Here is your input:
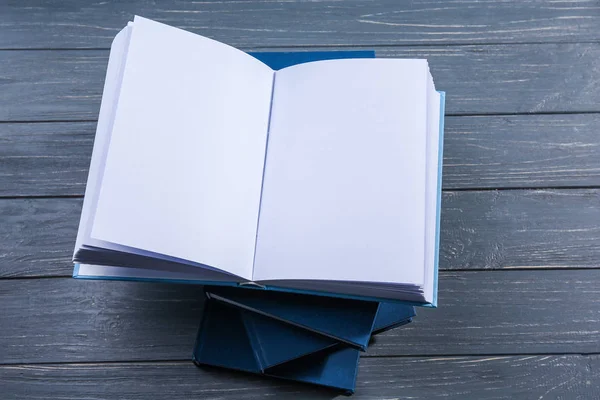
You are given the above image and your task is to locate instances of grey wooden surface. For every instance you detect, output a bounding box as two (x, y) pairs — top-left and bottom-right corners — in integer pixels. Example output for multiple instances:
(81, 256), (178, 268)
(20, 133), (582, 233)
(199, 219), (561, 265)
(3, 356), (600, 400)
(3, 44), (600, 121)
(1, 1), (599, 399)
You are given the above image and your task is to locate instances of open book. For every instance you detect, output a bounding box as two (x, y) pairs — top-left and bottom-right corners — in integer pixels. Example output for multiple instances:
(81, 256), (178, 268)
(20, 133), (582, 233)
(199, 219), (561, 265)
(73, 16), (445, 306)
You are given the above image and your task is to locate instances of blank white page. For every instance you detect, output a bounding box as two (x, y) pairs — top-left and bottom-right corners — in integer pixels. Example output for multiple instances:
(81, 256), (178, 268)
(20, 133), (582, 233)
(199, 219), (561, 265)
(75, 23), (131, 253)
(253, 59), (429, 284)
(91, 16), (274, 280)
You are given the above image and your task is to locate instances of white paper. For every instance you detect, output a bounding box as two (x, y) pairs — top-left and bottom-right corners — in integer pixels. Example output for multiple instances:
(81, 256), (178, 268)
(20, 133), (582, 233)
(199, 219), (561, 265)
(90, 16), (274, 280)
(75, 24), (132, 253)
(423, 78), (441, 303)
(76, 264), (236, 282)
(253, 59), (429, 284)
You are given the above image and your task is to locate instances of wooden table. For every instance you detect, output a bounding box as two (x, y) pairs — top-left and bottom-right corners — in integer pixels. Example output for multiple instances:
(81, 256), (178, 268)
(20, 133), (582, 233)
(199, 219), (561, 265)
(2, 2), (600, 398)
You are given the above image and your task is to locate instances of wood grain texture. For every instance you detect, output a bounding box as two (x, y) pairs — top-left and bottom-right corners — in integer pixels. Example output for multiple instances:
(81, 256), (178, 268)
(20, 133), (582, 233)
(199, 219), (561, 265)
(0, 199), (81, 278)
(1, 270), (600, 364)
(440, 189), (600, 270)
(371, 269), (600, 356)
(0, 51), (105, 122)
(3, 115), (600, 197)
(0, 279), (205, 364)
(442, 114), (600, 189)
(2, 43), (600, 122)
(1, 0), (599, 49)
(1, 355), (599, 400)
(0, 123), (94, 197)
(3, 189), (600, 278)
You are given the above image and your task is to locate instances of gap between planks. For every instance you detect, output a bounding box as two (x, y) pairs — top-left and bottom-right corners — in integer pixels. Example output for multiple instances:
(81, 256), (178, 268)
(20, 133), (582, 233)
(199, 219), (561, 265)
(2, 39), (600, 52)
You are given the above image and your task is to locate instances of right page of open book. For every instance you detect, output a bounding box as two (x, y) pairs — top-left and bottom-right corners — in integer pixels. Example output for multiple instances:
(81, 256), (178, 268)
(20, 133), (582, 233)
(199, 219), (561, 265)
(253, 59), (429, 284)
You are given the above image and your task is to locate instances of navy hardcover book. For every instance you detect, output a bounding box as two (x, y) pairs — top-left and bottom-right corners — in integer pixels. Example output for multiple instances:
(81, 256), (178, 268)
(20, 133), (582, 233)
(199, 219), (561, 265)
(194, 286), (415, 394)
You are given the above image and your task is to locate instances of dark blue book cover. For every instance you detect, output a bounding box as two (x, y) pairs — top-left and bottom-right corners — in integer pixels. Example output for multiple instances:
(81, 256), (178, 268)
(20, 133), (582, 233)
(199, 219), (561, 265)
(193, 297), (362, 394)
(207, 285), (378, 350)
(204, 285), (415, 366)
(194, 288), (415, 394)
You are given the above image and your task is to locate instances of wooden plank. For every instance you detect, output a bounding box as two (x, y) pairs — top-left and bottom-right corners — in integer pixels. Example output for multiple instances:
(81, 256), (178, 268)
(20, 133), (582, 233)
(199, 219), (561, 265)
(443, 114), (600, 189)
(0, 279), (202, 364)
(1, 44), (600, 122)
(1, 0), (599, 49)
(1, 270), (599, 364)
(370, 269), (600, 356)
(3, 189), (600, 278)
(0, 51), (105, 122)
(3, 114), (600, 197)
(0, 198), (81, 278)
(440, 189), (600, 270)
(1, 355), (599, 399)
(0, 122), (94, 197)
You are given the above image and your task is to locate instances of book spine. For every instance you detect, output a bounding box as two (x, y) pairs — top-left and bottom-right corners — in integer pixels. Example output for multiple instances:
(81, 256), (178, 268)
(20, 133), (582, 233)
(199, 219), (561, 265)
(250, 71), (277, 282)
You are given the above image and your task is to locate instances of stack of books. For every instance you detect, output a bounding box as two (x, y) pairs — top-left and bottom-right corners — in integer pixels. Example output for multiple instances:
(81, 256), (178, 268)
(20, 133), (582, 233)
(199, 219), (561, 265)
(195, 286), (415, 394)
(72, 17), (445, 394)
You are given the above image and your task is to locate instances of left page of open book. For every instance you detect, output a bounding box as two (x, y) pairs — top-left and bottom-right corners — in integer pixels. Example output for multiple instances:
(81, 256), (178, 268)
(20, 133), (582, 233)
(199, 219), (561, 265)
(87, 16), (274, 280)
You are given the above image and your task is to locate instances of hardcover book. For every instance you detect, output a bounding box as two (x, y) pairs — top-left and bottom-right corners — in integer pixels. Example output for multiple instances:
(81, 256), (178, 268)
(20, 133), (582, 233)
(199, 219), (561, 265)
(72, 16), (445, 306)
(194, 286), (416, 394)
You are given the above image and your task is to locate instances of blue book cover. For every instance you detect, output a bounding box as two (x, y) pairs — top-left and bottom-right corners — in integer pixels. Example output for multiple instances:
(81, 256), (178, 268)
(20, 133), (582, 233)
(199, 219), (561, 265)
(206, 285), (379, 350)
(207, 286), (415, 367)
(194, 287), (415, 394)
(193, 297), (361, 394)
(241, 309), (339, 368)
